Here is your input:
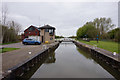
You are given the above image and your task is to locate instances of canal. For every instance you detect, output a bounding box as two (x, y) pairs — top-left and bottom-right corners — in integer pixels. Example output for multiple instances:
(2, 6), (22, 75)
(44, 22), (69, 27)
(28, 42), (120, 79)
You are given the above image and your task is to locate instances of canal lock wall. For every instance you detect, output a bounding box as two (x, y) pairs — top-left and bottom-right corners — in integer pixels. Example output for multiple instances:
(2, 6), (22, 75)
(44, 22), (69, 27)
(73, 40), (120, 72)
(2, 42), (60, 80)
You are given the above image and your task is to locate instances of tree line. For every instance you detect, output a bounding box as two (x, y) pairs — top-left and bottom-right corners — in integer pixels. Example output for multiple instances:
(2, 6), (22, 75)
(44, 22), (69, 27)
(0, 5), (21, 44)
(76, 17), (120, 42)
(55, 35), (64, 39)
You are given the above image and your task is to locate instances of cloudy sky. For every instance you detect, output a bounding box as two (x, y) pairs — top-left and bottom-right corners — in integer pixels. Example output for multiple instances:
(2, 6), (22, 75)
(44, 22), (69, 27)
(1, 0), (119, 37)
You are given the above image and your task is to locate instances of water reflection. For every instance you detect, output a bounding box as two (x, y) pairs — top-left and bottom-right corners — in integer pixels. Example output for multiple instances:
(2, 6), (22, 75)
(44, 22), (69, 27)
(21, 51), (56, 79)
(31, 42), (115, 78)
(76, 47), (120, 80)
(76, 47), (92, 59)
(61, 42), (73, 47)
(21, 42), (120, 79)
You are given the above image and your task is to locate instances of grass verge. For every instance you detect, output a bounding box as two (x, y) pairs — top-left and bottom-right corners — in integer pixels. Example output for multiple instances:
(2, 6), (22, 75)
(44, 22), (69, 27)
(0, 48), (19, 53)
(78, 40), (119, 53)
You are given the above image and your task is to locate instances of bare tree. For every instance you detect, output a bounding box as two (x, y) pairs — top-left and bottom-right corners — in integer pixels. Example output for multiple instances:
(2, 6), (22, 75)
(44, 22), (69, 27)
(1, 4), (22, 43)
(8, 21), (22, 35)
(93, 18), (115, 39)
(0, 25), (2, 44)
(1, 4), (8, 43)
(2, 4), (8, 25)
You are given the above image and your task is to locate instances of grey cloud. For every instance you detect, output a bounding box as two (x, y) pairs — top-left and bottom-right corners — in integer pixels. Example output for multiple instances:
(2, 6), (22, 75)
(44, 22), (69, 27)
(2, 2), (118, 37)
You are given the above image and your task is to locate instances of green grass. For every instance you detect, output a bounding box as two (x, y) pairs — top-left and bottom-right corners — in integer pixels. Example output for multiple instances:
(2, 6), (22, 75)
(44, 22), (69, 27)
(78, 40), (119, 53)
(0, 48), (19, 53)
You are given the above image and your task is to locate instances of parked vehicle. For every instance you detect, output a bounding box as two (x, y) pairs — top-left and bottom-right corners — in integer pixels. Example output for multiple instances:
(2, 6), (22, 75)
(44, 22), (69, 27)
(22, 38), (41, 45)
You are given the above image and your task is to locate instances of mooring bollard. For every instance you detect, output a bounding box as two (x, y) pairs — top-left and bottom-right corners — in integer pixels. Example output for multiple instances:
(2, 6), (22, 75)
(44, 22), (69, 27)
(43, 45), (47, 50)
(113, 52), (116, 56)
(28, 52), (32, 54)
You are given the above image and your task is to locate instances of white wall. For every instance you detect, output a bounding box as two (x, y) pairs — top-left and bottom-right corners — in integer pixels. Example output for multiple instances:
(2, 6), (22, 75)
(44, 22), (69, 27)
(29, 36), (40, 41)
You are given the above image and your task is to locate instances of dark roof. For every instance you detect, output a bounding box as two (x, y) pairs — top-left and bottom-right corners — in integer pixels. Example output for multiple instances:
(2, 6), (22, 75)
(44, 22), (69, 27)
(24, 25), (39, 32)
(30, 25), (38, 29)
(38, 25), (55, 30)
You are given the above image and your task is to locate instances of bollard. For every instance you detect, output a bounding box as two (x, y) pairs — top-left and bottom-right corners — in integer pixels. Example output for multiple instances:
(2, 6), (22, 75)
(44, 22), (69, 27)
(43, 45), (47, 50)
(113, 52), (117, 56)
(28, 52), (32, 54)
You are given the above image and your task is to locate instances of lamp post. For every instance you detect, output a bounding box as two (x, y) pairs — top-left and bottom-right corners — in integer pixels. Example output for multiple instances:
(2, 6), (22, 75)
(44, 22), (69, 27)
(97, 35), (98, 43)
(85, 35), (87, 40)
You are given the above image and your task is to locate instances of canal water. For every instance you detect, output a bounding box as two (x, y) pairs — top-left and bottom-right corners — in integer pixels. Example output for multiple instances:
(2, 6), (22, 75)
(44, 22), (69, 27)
(29, 42), (120, 79)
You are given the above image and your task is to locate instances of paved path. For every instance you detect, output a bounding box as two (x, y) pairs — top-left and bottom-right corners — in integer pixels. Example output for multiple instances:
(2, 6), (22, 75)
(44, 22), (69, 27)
(0, 54), (2, 80)
(1, 42), (58, 79)
(1, 42), (38, 48)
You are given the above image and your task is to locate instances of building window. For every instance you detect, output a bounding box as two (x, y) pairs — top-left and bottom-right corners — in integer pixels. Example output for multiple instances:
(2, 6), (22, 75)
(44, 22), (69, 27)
(50, 37), (53, 40)
(45, 29), (48, 32)
(36, 31), (37, 34)
(49, 29), (54, 35)
(25, 32), (27, 34)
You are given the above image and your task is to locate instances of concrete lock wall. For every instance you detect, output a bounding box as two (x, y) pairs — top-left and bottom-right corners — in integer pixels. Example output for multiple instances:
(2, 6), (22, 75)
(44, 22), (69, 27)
(2, 42), (60, 80)
(73, 40), (120, 72)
